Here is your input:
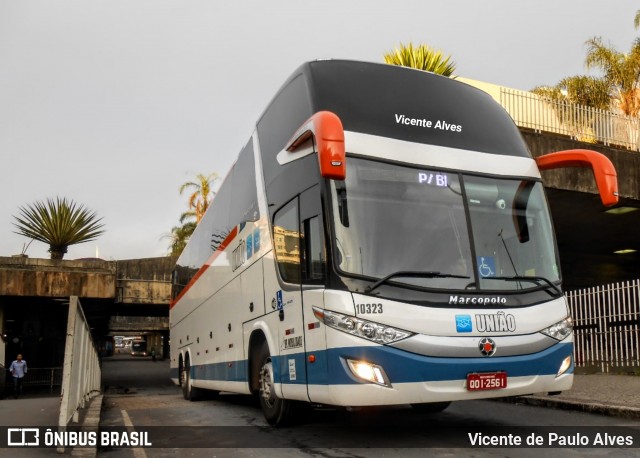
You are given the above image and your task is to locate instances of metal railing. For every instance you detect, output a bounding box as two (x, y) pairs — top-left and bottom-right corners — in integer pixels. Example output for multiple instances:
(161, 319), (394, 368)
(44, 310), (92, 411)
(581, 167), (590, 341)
(500, 87), (640, 151)
(2, 366), (63, 395)
(58, 296), (101, 427)
(566, 279), (640, 372)
(22, 367), (63, 392)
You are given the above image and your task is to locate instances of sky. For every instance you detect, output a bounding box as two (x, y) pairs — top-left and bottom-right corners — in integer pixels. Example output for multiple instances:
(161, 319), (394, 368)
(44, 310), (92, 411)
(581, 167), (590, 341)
(0, 1), (638, 261)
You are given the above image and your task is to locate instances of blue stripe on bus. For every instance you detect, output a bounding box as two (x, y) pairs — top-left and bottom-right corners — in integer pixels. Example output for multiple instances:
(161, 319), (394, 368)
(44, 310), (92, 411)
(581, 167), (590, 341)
(179, 341), (572, 386)
(170, 367), (179, 379)
(191, 359), (249, 383)
(297, 341), (573, 385)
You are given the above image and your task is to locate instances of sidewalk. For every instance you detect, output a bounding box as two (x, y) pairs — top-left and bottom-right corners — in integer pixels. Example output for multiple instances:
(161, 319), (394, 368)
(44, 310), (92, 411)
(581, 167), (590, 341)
(0, 393), (60, 426)
(504, 373), (640, 419)
(0, 391), (101, 456)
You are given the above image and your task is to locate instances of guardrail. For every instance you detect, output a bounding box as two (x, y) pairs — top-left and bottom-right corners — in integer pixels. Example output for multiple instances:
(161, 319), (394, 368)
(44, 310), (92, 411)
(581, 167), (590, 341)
(58, 296), (101, 427)
(567, 279), (640, 372)
(499, 87), (640, 151)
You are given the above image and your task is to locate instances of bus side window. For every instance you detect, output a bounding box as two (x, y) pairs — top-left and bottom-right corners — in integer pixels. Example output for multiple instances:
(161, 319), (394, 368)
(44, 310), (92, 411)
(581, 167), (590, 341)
(302, 215), (326, 284)
(273, 199), (301, 284)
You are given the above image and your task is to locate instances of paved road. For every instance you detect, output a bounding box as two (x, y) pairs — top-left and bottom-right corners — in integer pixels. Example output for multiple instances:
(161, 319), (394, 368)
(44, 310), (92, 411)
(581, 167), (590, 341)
(97, 357), (640, 457)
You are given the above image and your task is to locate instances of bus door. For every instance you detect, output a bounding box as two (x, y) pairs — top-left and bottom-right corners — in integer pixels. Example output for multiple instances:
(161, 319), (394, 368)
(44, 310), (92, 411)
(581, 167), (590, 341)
(298, 185), (328, 401)
(269, 195), (307, 400)
(269, 185), (324, 401)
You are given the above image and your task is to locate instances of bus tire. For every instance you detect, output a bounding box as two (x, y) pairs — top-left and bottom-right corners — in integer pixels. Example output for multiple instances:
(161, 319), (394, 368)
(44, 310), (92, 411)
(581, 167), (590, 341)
(257, 341), (296, 426)
(182, 357), (202, 402)
(410, 401), (451, 413)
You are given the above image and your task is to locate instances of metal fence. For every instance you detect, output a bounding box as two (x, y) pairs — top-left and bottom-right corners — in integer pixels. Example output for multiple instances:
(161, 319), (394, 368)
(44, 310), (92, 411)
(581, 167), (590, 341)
(22, 367), (63, 392)
(566, 279), (640, 372)
(500, 87), (640, 151)
(58, 296), (101, 427)
(2, 366), (63, 395)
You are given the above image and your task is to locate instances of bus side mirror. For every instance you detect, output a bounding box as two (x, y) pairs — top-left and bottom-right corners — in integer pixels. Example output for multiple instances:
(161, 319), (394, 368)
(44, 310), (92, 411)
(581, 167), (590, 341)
(286, 111), (346, 181)
(535, 149), (619, 207)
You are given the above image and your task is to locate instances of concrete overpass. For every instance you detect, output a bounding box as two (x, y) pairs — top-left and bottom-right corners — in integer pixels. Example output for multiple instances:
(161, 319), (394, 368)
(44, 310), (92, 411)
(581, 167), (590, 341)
(0, 257), (173, 368)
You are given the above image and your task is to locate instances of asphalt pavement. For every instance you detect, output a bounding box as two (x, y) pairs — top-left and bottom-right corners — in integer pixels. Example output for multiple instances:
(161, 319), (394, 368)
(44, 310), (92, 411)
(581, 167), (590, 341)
(2, 370), (639, 456)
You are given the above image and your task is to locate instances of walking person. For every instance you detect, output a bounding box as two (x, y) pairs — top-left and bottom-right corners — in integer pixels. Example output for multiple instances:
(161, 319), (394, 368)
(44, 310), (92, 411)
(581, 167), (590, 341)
(9, 354), (27, 399)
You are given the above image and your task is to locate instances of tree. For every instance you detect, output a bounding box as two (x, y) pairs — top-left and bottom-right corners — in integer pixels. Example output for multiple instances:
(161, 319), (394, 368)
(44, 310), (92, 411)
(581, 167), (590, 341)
(166, 222), (196, 257)
(383, 42), (456, 77)
(179, 173), (218, 223)
(532, 76), (612, 143)
(584, 36), (640, 117)
(167, 172), (218, 256)
(532, 75), (611, 110)
(13, 197), (105, 260)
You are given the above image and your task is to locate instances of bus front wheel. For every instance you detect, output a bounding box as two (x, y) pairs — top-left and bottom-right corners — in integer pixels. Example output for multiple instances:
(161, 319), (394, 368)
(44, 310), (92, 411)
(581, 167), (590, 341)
(257, 342), (296, 426)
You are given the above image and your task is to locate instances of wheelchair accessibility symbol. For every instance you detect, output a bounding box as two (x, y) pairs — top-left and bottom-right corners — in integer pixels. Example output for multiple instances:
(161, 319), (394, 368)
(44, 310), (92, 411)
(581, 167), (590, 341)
(477, 256), (496, 278)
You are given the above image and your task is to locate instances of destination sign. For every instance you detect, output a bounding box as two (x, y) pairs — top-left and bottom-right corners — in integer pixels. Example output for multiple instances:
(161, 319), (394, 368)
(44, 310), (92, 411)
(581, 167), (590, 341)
(418, 171), (449, 187)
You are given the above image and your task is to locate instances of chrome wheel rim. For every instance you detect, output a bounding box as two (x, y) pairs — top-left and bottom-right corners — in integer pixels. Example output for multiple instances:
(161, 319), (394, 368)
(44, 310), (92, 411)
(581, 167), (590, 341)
(259, 359), (276, 408)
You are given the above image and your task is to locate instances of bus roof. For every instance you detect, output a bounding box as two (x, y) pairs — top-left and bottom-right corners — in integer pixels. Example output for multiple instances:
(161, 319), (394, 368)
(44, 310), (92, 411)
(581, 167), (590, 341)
(257, 60), (530, 174)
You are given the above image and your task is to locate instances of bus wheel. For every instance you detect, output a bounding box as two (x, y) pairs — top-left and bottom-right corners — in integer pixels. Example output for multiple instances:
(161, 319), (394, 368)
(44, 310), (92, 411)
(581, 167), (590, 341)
(410, 401), (451, 413)
(257, 342), (296, 426)
(182, 358), (201, 401)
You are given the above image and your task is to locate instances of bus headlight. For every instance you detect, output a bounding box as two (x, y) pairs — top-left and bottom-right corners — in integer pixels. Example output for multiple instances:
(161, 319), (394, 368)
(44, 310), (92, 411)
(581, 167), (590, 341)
(540, 317), (573, 341)
(346, 359), (391, 386)
(312, 307), (413, 344)
(557, 356), (572, 377)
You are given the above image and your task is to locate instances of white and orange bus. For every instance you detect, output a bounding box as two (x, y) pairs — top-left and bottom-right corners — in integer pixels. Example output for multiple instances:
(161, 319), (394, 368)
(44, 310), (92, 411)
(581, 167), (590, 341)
(170, 60), (618, 426)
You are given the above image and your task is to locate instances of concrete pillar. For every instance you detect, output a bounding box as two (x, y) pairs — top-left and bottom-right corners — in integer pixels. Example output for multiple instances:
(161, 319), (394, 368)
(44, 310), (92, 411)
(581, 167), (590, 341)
(147, 333), (163, 359)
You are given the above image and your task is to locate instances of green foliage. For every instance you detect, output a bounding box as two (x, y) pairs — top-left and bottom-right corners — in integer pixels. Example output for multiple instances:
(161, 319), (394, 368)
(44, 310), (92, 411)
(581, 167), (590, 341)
(532, 75), (611, 110)
(167, 222), (196, 257)
(383, 42), (456, 77)
(534, 11), (640, 122)
(584, 36), (640, 116)
(179, 173), (218, 223)
(168, 172), (218, 256)
(531, 76), (609, 143)
(13, 197), (105, 259)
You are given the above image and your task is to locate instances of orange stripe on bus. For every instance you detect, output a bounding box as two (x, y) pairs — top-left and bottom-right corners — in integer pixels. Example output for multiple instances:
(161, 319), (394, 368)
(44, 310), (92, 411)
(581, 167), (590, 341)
(170, 226), (239, 309)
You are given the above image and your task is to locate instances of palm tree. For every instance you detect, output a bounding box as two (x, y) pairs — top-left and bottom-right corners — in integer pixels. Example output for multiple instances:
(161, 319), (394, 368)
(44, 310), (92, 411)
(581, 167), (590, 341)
(383, 42), (456, 77)
(179, 173), (218, 223)
(532, 75), (611, 110)
(167, 172), (218, 256)
(13, 197), (105, 260)
(584, 36), (640, 117)
(531, 76), (611, 144)
(166, 221), (196, 257)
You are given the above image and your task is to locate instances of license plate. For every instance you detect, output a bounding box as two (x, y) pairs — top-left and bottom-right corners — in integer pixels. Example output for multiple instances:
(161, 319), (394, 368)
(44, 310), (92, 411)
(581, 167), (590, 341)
(466, 372), (507, 391)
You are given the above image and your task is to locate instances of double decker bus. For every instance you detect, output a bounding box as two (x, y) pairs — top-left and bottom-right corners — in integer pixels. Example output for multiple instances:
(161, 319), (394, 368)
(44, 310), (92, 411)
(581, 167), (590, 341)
(170, 60), (618, 426)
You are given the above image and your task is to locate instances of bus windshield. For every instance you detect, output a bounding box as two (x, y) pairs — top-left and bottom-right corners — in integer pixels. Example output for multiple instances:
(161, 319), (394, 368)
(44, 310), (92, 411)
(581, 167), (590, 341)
(329, 157), (560, 293)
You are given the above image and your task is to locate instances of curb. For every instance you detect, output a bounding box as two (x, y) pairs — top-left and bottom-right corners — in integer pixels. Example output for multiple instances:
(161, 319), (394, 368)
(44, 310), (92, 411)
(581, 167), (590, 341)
(70, 394), (104, 457)
(499, 395), (640, 420)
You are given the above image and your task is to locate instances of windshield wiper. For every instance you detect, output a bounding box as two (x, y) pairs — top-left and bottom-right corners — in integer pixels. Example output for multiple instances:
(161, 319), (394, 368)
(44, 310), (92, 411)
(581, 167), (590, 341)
(482, 275), (562, 297)
(365, 270), (469, 294)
